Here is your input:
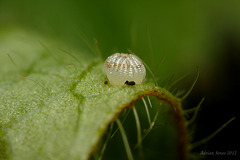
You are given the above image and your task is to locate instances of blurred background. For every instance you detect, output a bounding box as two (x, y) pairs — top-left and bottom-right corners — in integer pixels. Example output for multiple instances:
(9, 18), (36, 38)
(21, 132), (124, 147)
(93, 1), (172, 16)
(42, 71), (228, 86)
(1, 0), (239, 159)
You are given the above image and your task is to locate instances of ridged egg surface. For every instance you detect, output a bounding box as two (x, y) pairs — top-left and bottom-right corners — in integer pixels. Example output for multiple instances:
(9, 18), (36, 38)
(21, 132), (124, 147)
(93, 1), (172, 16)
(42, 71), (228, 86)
(103, 53), (146, 85)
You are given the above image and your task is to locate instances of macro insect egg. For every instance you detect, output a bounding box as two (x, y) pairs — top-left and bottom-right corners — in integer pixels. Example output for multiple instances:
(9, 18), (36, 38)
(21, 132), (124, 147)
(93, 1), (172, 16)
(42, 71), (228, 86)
(103, 53), (146, 85)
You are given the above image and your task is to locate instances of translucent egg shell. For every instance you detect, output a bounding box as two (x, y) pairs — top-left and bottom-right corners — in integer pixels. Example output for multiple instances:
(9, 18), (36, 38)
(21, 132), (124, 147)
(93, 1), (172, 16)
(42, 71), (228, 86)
(103, 53), (146, 85)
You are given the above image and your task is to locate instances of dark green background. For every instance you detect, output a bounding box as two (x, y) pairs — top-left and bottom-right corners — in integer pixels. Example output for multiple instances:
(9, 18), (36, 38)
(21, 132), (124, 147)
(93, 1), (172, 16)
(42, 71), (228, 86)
(1, 0), (239, 159)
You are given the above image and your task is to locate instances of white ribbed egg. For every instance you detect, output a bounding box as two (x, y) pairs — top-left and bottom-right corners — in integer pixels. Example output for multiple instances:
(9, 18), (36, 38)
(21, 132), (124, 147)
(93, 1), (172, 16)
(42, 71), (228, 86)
(103, 53), (146, 85)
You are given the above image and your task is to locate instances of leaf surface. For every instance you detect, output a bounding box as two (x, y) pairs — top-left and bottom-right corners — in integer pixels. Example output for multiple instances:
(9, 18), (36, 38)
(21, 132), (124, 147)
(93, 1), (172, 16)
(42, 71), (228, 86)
(0, 30), (188, 160)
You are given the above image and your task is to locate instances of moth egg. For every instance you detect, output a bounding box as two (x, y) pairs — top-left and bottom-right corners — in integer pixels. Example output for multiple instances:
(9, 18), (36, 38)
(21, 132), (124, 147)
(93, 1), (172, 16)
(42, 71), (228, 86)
(103, 53), (146, 86)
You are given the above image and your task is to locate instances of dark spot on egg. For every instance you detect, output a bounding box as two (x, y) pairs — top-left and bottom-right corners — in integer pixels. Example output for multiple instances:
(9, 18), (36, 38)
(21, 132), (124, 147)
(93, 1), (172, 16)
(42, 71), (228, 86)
(125, 80), (135, 86)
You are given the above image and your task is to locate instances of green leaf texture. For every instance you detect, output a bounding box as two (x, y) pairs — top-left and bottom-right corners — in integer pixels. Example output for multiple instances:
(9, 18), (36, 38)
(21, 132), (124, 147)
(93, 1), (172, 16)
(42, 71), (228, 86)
(0, 30), (188, 160)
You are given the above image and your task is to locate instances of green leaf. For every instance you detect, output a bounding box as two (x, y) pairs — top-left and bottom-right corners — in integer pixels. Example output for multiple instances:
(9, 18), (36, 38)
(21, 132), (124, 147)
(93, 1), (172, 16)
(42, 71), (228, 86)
(0, 29), (188, 160)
